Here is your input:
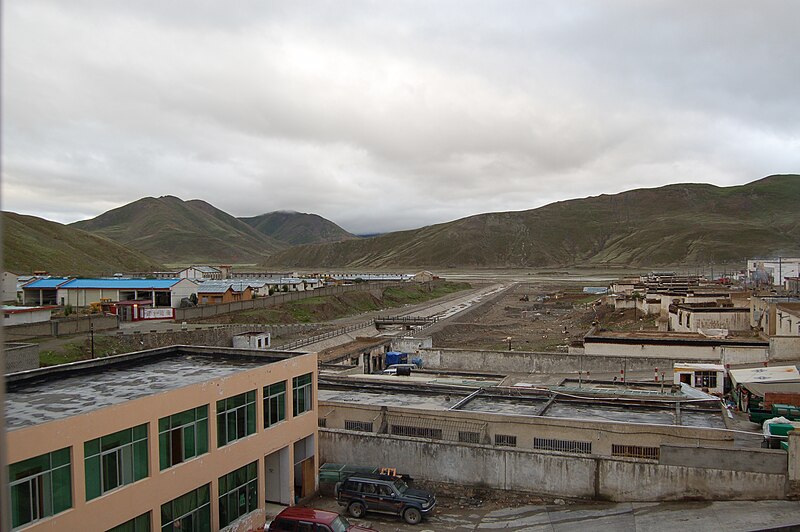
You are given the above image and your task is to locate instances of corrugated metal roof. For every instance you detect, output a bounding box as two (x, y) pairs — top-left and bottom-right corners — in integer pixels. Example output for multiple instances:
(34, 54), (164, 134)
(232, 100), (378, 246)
(23, 278), (70, 289)
(197, 282), (252, 293)
(189, 266), (221, 273)
(60, 279), (182, 289)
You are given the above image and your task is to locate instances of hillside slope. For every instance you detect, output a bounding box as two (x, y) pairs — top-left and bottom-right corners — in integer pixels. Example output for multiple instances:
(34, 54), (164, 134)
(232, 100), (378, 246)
(263, 175), (800, 268)
(3, 212), (163, 275)
(239, 211), (356, 245)
(71, 196), (286, 263)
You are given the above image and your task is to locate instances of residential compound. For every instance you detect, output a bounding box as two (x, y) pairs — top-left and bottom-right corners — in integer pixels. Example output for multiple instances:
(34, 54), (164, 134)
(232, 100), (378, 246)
(5, 346), (318, 531)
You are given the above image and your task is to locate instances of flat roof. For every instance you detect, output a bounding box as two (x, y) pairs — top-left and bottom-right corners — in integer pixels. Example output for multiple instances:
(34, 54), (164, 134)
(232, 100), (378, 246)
(5, 346), (298, 430)
(3, 305), (57, 314)
(585, 330), (768, 347)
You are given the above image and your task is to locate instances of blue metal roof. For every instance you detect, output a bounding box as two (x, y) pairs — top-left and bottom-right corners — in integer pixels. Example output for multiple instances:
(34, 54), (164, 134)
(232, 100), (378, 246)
(23, 278), (70, 289)
(60, 279), (183, 290)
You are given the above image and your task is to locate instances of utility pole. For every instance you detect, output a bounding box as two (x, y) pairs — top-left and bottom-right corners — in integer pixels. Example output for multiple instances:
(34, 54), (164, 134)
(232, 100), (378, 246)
(90, 321), (95, 359)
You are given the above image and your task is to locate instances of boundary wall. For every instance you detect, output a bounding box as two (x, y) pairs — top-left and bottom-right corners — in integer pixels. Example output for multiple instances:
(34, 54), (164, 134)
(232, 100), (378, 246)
(416, 347), (718, 375)
(320, 429), (788, 501)
(4, 315), (118, 340)
(174, 281), (404, 321)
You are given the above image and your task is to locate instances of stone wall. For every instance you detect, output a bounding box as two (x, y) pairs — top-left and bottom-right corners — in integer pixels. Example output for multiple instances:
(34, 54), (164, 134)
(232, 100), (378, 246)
(4, 315), (119, 340)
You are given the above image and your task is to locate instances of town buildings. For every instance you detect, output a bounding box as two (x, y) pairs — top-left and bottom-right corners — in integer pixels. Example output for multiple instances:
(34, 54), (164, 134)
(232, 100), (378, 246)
(5, 345), (318, 531)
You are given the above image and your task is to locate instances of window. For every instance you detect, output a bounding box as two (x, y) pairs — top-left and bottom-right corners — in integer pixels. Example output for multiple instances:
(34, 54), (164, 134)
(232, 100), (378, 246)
(494, 434), (517, 447)
(293, 373), (313, 416)
(107, 512), (150, 532)
(161, 484), (211, 532)
(533, 437), (592, 454)
(85, 424), (148, 500)
(458, 431), (480, 444)
(218, 462), (258, 528)
(318, 418), (327, 428)
(344, 420), (373, 432)
(693, 371), (718, 389)
(264, 382), (286, 428)
(611, 444), (660, 460)
(9, 448), (72, 528)
(159, 406), (209, 470)
(217, 391), (256, 447)
(390, 425), (443, 439)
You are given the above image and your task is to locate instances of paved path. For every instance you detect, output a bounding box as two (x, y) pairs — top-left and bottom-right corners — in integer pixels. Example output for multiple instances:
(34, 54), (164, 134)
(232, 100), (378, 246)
(305, 498), (800, 531)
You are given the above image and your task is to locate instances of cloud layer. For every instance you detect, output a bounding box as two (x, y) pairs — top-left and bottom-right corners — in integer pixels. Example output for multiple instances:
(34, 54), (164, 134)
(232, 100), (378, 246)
(3, 1), (799, 233)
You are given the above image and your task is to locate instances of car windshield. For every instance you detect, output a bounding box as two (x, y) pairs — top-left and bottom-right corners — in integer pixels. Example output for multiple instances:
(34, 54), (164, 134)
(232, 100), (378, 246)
(393, 478), (409, 494)
(331, 516), (350, 532)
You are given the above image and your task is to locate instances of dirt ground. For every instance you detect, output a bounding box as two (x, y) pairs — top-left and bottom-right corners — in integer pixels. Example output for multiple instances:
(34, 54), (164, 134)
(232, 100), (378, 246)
(432, 283), (658, 352)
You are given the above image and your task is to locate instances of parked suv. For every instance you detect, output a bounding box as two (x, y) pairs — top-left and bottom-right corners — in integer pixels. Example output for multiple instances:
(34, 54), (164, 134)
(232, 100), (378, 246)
(335, 473), (436, 525)
(266, 507), (376, 531)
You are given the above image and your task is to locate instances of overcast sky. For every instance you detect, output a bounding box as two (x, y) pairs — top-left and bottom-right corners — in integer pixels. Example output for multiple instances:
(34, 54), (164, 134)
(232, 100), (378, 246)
(3, 1), (799, 234)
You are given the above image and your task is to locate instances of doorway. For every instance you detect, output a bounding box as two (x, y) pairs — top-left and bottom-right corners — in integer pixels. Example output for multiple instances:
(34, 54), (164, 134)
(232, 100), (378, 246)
(293, 435), (316, 500)
(265, 447), (291, 505)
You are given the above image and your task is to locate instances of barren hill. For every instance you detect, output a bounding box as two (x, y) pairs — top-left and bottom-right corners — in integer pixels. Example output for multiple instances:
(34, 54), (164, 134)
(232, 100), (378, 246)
(263, 174), (800, 268)
(240, 211), (356, 246)
(3, 212), (163, 275)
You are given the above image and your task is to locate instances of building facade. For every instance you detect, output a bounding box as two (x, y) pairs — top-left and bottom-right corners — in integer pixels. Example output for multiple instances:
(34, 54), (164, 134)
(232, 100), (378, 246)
(6, 346), (318, 531)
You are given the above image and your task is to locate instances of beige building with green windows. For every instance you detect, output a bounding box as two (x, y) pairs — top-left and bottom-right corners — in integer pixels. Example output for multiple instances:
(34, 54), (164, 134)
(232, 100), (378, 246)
(5, 345), (318, 531)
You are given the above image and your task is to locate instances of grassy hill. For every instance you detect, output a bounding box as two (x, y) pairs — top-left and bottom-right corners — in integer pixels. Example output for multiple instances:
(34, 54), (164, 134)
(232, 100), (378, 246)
(3, 212), (163, 275)
(263, 174), (800, 268)
(240, 211), (356, 246)
(71, 196), (287, 264)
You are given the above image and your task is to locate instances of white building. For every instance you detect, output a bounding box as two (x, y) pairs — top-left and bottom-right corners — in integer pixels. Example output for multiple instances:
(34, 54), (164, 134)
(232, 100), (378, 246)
(3, 305), (56, 326)
(747, 258), (800, 287)
(673, 363), (726, 395)
(3, 271), (19, 303)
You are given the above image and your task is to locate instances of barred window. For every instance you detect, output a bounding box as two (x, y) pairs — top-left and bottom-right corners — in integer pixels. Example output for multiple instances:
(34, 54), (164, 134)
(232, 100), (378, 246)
(345, 420), (374, 432)
(494, 434), (517, 447)
(318, 418), (327, 428)
(612, 444), (659, 460)
(458, 431), (480, 444)
(533, 437), (592, 454)
(390, 425), (443, 439)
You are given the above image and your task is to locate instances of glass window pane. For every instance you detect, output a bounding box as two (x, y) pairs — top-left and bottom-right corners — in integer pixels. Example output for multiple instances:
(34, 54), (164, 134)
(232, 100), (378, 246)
(52, 464), (72, 513)
(159, 417), (170, 432)
(84, 439), (100, 458)
(133, 440), (149, 481)
(197, 417), (208, 455)
(159, 432), (170, 470)
(85, 454), (101, 500)
(184, 425), (196, 459)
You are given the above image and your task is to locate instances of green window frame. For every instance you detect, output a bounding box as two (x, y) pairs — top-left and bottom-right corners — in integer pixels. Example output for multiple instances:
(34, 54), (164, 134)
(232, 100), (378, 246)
(161, 484), (211, 532)
(159, 405), (209, 470)
(107, 511), (150, 532)
(9, 448), (72, 529)
(218, 461), (258, 528)
(293, 373), (313, 416)
(85, 424), (148, 501)
(216, 391), (256, 447)
(264, 382), (286, 428)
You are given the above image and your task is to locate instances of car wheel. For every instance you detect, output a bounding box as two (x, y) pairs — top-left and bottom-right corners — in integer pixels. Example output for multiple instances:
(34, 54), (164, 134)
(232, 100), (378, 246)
(348, 501), (366, 518)
(403, 506), (422, 525)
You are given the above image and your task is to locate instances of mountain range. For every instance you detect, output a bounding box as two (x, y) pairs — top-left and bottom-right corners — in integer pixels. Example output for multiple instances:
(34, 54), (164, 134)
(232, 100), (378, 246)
(263, 174), (800, 268)
(4, 174), (799, 274)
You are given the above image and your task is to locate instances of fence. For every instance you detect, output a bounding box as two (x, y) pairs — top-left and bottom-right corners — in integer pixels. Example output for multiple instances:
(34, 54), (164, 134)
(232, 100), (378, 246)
(174, 281), (405, 321)
(275, 320), (375, 351)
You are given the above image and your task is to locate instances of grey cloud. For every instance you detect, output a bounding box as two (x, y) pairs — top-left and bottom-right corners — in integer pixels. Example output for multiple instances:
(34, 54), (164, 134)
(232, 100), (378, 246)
(3, 0), (799, 235)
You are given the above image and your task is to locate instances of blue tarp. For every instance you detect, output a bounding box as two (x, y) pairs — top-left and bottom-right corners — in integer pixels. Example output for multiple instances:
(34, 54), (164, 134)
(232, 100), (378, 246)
(385, 351), (408, 365)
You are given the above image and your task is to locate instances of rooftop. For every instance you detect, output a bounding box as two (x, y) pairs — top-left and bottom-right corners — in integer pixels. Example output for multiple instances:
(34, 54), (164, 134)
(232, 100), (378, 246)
(5, 345), (298, 430)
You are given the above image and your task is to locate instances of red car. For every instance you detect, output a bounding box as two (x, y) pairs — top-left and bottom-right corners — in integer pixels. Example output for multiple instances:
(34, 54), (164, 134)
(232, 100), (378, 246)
(266, 507), (377, 532)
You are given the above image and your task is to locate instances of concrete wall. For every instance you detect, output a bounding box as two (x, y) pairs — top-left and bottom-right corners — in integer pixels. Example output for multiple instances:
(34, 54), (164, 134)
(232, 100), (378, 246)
(770, 336), (800, 361)
(582, 340), (769, 365)
(4, 343), (39, 373)
(320, 430), (787, 501)
(417, 347), (718, 375)
(317, 402), (733, 457)
(175, 281), (404, 321)
(4, 315), (119, 340)
(670, 308), (750, 333)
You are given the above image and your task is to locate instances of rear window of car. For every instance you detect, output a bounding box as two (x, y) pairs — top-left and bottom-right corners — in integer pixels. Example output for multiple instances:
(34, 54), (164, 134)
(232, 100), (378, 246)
(271, 518), (295, 531)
